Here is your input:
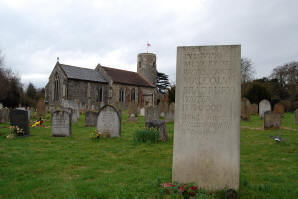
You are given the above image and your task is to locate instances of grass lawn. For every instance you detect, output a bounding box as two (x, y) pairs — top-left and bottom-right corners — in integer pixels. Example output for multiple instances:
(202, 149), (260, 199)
(0, 112), (297, 198)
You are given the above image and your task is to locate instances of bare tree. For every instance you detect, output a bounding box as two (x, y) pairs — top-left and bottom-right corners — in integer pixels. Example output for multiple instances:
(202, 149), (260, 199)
(241, 57), (255, 83)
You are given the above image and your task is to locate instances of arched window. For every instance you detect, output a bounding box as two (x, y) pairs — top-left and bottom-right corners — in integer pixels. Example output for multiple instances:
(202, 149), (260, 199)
(131, 88), (135, 101)
(98, 87), (103, 102)
(119, 88), (125, 102)
(54, 73), (59, 100)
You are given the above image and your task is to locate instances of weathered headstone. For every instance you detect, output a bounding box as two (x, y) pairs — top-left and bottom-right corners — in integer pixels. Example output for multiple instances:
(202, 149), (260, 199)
(139, 107), (145, 116)
(0, 108), (10, 123)
(51, 109), (72, 137)
(96, 105), (121, 137)
(259, 99), (271, 118)
(61, 100), (80, 123)
(241, 98), (251, 120)
(295, 109), (298, 125)
(145, 120), (168, 141)
(172, 45), (241, 190)
(0, 103), (3, 109)
(158, 101), (168, 117)
(165, 103), (175, 122)
(9, 109), (30, 136)
(145, 107), (159, 122)
(85, 111), (98, 127)
(128, 102), (138, 117)
(273, 103), (285, 116)
(250, 104), (258, 115)
(37, 98), (45, 117)
(264, 111), (281, 130)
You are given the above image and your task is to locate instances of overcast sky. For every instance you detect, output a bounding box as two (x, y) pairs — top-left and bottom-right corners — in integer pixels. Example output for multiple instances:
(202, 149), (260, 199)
(0, 0), (297, 88)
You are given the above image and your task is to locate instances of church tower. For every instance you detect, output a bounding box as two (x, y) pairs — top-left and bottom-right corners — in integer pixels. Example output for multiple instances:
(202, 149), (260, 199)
(137, 53), (157, 87)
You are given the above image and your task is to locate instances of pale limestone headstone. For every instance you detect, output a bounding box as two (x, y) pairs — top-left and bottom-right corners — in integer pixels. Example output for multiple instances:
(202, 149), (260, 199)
(145, 106), (159, 122)
(295, 109), (298, 125)
(139, 107), (145, 116)
(96, 105), (121, 137)
(0, 103), (3, 109)
(264, 111), (281, 130)
(172, 45), (241, 190)
(51, 110), (72, 137)
(85, 111), (98, 127)
(0, 108), (10, 123)
(259, 99), (271, 118)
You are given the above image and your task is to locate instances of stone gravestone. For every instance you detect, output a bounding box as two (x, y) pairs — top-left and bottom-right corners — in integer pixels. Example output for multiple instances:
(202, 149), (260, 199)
(165, 103), (175, 122)
(9, 109), (30, 136)
(51, 109), (72, 136)
(0, 103), (3, 109)
(158, 101), (168, 117)
(145, 106), (159, 122)
(250, 104), (258, 115)
(85, 111), (98, 127)
(145, 120), (168, 141)
(259, 99), (271, 118)
(61, 100), (80, 123)
(139, 107), (145, 116)
(241, 98), (251, 120)
(172, 45), (241, 190)
(37, 98), (45, 117)
(128, 102), (138, 117)
(264, 111), (281, 130)
(96, 105), (121, 137)
(273, 103), (285, 116)
(0, 108), (10, 123)
(295, 109), (298, 125)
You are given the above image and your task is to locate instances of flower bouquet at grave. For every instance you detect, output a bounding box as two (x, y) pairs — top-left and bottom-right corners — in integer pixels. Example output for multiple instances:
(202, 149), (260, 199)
(161, 182), (201, 198)
(89, 130), (101, 139)
(7, 126), (24, 138)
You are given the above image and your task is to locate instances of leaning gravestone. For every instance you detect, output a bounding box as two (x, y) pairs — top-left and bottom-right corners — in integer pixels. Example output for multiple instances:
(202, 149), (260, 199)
(51, 109), (72, 136)
(172, 45), (241, 190)
(259, 99), (271, 118)
(273, 103), (285, 116)
(264, 111), (281, 130)
(241, 98), (251, 120)
(145, 107), (159, 122)
(0, 108), (10, 123)
(295, 109), (298, 125)
(85, 111), (98, 127)
(96, 105), (121, 137)
(10, 109), (30, 136)
(250, 104), (258, 115)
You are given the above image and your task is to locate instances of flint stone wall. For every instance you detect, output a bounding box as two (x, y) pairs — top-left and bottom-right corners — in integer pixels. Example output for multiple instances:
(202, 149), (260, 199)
(172, 45), (241, 190)
(51, 110), (72, 136)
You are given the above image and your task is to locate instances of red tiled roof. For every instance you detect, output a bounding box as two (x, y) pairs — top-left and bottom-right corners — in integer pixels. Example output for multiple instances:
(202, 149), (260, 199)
(101, 66), (154, 88)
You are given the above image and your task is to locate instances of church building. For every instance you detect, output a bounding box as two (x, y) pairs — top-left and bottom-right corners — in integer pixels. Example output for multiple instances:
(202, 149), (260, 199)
(45, 53), (158, 110)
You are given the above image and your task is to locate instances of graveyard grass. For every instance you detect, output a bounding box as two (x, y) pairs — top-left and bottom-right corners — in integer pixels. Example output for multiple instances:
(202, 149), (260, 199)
(0, 113), (297, 199)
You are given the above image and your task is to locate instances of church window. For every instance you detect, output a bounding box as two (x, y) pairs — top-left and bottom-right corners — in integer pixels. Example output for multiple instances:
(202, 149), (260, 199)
(98, 87), (103, 102)
(119, 88), (125, 102)
(131, 88), (135, 101)
(54, 72), (59, 101)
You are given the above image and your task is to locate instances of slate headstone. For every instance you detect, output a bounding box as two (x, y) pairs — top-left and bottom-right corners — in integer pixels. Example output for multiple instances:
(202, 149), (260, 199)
(145, 107), (159, 122)
(172, 45), (241, 190)
(259, 99), (271, 118)
(51, 109), (72, 137)
(0, 108), (10, 123)
(96, 105), (121, 137)
(264, 111), (281, 130)
(85, 111), (98, 127)
(273, 103), (285, 116)
(9, 109), (30, 136)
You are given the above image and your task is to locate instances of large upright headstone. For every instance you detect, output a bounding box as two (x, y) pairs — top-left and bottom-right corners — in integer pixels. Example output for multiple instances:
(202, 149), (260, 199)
(0, 108), (10, 123)
(264, 111), (281, 130)
(96, 105), (121, 137)
(9, 109), (30, 136)
(259, 99), (271, 118)
(145, 107), (159, 122)
(172, 45), (241, 190)
(51, 110), (72, 137)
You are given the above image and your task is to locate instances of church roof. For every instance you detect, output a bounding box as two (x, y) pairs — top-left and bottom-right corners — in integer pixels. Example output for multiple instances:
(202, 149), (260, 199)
(59, 63), (107, 83)
(101, 66), (155, 88)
